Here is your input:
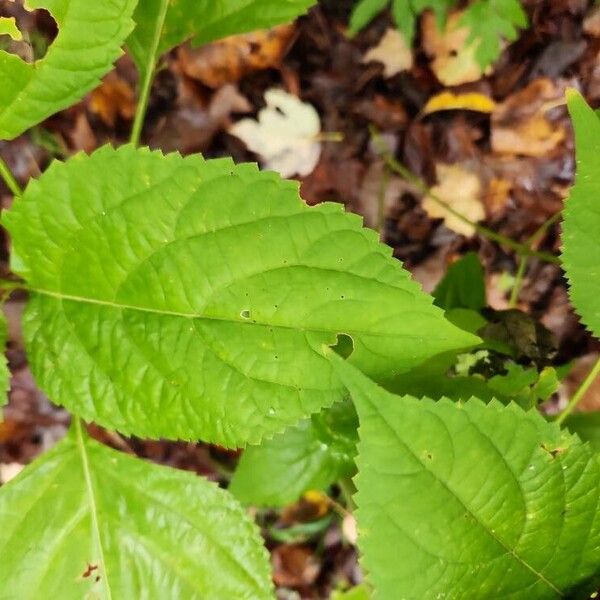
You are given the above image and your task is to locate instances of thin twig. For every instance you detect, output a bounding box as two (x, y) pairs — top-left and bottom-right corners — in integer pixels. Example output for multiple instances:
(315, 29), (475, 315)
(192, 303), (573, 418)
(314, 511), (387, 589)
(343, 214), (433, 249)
(556, 356), (600, 426)
(509, 212), (562, 307)
(369, 127), (560, 265)
(377, 164), (390, 237)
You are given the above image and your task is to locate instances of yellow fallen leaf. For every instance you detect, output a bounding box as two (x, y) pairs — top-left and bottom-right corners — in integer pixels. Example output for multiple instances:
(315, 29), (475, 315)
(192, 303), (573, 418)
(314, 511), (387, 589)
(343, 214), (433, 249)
(362, 28), (413, 78)
(422, 163), (485, 237)
(302, 490), (331, 518)
(423, 91), (496, 115)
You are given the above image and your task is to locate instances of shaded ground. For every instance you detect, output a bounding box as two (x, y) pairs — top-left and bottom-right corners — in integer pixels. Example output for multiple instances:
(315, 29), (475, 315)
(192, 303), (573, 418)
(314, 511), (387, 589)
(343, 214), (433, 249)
(1, 1), (600, 597)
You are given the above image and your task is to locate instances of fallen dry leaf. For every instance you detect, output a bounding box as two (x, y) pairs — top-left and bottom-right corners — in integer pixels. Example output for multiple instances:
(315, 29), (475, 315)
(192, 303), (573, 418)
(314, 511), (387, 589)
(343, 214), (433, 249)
(177, 24), (295, 88)
(422, 163), (485, 236)
(150, 84), (251, 153)
(491, 78), (567, 157)
(69, 112), (97, 153)
(422, 91), (496, 115)
(88, 72), (135, 127)
(342, 514), (358, 545)
(584, 6), (600, 37)
(281, 491), (331, 525)
(272, 544), (321, 588)
(362, 28), (413, 78)
(229, 88), (321, 177)
(484, 176), (512, 218)
(422, 11), (491, 86)
(0, 462), (24, 484)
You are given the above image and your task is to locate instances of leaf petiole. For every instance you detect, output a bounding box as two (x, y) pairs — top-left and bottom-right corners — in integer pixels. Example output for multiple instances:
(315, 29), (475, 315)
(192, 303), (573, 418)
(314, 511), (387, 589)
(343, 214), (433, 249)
(0, 156), (23, 197)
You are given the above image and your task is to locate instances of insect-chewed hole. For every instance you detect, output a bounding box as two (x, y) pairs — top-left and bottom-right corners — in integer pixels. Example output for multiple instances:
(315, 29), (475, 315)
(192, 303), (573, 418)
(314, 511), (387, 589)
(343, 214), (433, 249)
(240, 309), (251, 319)
(331, 333), (354, 359)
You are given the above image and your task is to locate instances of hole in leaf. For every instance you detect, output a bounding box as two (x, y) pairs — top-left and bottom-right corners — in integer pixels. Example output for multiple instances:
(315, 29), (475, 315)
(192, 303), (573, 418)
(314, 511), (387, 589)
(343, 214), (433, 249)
(331, 333), (354, 359)
(0, 2), (57, 62)
(240, 309), (251, 319)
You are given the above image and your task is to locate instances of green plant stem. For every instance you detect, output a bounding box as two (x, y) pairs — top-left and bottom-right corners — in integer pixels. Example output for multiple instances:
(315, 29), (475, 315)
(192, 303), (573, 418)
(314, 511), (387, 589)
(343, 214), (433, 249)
(370, 128), (560, 265)
(556, 356), (600, 426)
(509, 212), (562, 308)
(377, 164), (390, 237)
(130, 64), (157, 146)
(0, 277), (25, 291)
(0, 156), (23, 197)
(508, 256), (528, 308)
(338, 476), (356, 511)
(129, 0), (169, 146)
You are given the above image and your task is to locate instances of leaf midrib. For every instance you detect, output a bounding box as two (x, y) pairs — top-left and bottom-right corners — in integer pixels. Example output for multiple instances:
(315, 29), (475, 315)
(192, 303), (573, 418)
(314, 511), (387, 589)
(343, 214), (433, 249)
(29, 285), (439, 341)
(74, 419), (113, 600)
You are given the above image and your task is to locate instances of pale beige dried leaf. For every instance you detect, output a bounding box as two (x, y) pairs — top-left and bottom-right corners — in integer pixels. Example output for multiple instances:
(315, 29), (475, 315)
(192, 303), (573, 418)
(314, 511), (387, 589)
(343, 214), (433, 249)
(422, 11), (491, 86)
(491, 78), (567, 157)
(229, 88), (321, 177)
(362, 28), (413, 77)
(422, 163), (485, 236)
(584, 6), (600, 37)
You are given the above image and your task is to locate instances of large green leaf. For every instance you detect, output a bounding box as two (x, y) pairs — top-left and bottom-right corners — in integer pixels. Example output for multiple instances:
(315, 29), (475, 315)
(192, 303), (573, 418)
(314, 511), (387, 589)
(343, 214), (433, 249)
(128, 0), (315, 79)
(563, 91), (600, 341)
(328, 351), (600, 599)
(0, 0), (137, 141)
(230, 400), (358, 506)
(0, 421), (272, 598)
(3, 145), (476, 446)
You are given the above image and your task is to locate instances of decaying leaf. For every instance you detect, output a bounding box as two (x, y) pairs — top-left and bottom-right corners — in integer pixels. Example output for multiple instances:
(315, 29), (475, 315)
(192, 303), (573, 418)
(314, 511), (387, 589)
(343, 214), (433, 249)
(272, 544), (321, 588)
(88, 72), (136, 127)
(491, 78), (567, 157)
(362, 28), (413, 78)
(422, 91), (496, 115)
(359, 160), (413, 230)
(177, 24), (295, 89)
(422, 11), (491, 86)
(583, 6), (600, 38)
(0, 462), (23, 484)
(229, 88), (321, 177)
(422, 163), (485, 236)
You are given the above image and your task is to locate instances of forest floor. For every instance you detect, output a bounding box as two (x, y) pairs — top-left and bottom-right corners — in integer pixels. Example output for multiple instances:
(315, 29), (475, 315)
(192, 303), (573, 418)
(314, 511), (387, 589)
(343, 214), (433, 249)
(1, 0), (600, 597)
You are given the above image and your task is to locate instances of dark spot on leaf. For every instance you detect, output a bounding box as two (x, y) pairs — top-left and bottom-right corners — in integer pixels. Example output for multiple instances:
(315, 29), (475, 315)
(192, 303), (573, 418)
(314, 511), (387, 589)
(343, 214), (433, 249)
(240, 309), (251, 319)
(82, 564), (98, 578)
(541, 443), (564, 459)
